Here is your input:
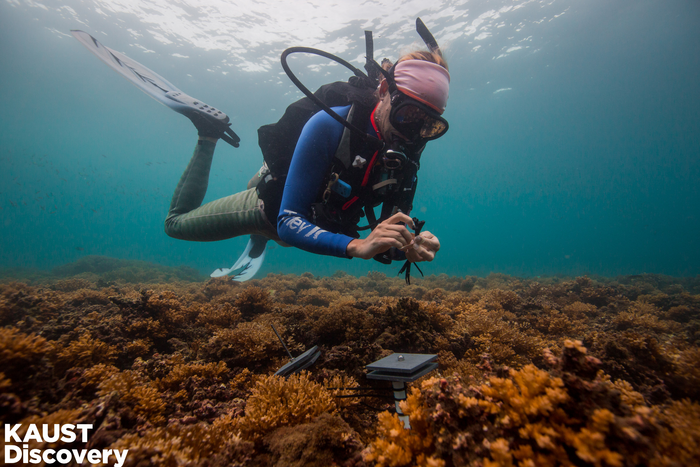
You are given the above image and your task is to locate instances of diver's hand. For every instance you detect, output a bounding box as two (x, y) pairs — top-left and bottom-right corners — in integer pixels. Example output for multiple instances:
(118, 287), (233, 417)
(401, 230), (440, 263)
(346, 212), (415, 260)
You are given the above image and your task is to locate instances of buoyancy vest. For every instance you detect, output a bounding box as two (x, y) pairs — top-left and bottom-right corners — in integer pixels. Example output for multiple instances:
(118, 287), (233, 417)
(256, 80), (419, 238)
(310, 104), (420, 240)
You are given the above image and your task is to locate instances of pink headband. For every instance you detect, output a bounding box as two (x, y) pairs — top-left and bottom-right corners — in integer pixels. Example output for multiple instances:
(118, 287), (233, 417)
(393, 59), (450, 113)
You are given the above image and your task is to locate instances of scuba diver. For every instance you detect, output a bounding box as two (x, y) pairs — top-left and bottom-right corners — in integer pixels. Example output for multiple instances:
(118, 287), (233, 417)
(71, 19), (450, 281)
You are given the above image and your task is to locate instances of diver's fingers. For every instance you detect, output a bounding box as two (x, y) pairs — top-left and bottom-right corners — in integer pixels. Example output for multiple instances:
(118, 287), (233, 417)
(400, 231), (440, 252)
(418, 231), (440, 252)
(376, 225), (410, 244)
(403, 231), (440, 262)
(405, 247), (428, 263)
(383, 212), (415, 229)
(347, 235), (404, 259)
(406, 244), (436, 262)
(347, 222), (412, 259)
(377, 222), (414, 246)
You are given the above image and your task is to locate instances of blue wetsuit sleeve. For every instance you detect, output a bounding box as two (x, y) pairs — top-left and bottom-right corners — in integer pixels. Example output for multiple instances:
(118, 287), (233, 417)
(277, 106), (356, 258)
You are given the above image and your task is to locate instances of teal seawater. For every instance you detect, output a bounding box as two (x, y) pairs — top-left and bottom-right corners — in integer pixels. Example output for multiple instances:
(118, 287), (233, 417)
(1, 0), (698, 278)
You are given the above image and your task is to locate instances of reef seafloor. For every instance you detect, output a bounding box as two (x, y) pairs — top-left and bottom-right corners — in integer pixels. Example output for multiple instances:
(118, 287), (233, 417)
(1, 255), (699, 467)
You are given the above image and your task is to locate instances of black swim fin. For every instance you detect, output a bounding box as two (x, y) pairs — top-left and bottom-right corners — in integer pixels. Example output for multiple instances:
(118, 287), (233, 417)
(71, 30), (240, 147)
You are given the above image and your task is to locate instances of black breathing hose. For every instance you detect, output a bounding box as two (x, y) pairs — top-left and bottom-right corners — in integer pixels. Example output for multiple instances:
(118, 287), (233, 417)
(280, 47), (383, 150)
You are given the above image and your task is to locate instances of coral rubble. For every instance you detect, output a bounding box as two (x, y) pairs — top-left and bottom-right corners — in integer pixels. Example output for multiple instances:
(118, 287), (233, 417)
(1, 259), (699, 465)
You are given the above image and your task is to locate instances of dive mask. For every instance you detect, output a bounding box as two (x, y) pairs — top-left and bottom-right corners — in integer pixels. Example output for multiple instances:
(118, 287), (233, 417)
(389, 92), (449, 142)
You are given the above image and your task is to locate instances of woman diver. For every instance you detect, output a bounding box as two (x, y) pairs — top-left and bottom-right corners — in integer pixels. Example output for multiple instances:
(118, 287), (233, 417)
(72, 19), (450, 281)
(163, 25), (450, 280)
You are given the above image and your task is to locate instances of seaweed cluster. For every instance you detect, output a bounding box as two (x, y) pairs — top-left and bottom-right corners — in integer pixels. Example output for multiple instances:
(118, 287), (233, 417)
(1, 257), (699, 466)
(365, 341), (677, 466)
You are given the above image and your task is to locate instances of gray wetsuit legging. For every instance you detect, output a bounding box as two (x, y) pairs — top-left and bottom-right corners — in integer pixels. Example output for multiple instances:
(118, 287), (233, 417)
(164, 139), (280, 242)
